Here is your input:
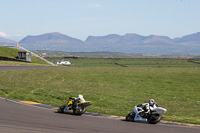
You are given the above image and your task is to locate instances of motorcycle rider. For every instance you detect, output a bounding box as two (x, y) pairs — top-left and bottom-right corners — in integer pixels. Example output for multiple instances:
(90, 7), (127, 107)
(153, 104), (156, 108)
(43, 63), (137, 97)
(67, 94), (85, 110)
(136, 99), (158, 117)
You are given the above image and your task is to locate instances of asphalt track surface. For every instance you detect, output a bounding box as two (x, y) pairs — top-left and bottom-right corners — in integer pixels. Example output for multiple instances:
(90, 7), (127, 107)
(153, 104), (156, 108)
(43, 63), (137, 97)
(0, 65), (200, 133)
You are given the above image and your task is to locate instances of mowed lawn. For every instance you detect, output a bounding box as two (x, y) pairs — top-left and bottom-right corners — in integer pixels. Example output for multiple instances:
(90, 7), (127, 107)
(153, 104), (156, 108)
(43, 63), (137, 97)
(0, 66), (200, 124)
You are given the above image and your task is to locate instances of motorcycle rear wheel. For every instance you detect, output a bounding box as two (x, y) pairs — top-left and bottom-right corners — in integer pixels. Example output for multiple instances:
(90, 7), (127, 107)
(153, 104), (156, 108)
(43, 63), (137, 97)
(126, 113), (135, 121)
(147, 114), (162, 124)
(73, 106), (86, 115)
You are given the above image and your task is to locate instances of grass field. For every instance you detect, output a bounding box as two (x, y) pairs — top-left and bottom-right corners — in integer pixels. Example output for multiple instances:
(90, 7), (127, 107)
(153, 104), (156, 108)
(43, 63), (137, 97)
(34, 50), (200, 59)
(0, 61), (200, 124)
(1, 46), (200, 124)
(47, 57), (200, 68)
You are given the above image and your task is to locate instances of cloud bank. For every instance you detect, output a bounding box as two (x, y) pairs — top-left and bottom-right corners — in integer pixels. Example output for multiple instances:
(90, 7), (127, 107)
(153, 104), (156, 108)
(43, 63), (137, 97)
(0, 32), (7, 37)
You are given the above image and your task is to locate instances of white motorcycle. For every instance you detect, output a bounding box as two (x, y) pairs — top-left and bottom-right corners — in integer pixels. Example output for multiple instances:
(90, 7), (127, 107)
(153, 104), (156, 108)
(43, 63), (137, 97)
(126, 105), (167, 124)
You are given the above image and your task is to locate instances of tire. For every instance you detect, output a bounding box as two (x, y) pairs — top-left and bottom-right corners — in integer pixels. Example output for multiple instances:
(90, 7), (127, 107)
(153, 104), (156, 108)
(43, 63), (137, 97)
(126, 113), (135, 121)
(147, 114), (162, 124)
(73, 106), (86, 115)
(57, 105), (65, 113)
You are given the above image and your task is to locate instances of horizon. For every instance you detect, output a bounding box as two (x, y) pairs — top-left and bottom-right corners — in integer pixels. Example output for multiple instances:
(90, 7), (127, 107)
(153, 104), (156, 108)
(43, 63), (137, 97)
(1, 0), (200, 41)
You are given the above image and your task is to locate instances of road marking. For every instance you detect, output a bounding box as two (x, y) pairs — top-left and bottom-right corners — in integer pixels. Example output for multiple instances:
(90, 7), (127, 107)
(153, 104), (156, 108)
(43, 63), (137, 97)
(19, 101), (41, 104)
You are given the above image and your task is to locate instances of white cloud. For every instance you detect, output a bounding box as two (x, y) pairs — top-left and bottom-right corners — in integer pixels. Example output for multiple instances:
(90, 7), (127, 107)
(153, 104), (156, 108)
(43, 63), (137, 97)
(16, 34), (24, 37)
(88, 3), (103, 8)
(0, 32), (8, 37)
(0, 32), (23, 37)
(0, 32), (25, 41)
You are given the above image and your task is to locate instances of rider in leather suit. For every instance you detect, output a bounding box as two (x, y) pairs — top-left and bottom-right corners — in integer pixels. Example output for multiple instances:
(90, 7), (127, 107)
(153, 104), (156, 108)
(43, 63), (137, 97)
(67, 94), (85, 110)
(136, 99), (158, 117)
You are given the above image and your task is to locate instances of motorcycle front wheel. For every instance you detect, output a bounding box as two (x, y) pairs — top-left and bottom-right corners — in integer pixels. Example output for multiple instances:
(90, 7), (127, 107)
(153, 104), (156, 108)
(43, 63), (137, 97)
(147, 114), (162, 124)
(126, 113), (135, 121)
(57, 105), (65, 113)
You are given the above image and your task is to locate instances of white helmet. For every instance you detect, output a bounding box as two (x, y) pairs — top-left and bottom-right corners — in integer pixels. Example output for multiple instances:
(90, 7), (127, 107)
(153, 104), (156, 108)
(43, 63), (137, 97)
(78, 94), (84, 100)
(149, 99), (155, 106)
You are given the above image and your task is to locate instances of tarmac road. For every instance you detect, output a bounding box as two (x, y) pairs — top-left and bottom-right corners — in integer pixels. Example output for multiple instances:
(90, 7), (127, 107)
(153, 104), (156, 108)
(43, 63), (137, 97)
(0, 98), (200, 133)
(0, 65), (200, 133)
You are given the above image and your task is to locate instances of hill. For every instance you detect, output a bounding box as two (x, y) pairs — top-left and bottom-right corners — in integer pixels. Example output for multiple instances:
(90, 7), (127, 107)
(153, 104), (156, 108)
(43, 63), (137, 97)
(20, 32), (84, 45)
(174, 32), (200, 46)
(0, 46), (21, 59)
(19, 32), (85, 52)
(0, 46), (48, 65)
(12, 32), (200, 55)
(0, 36), (16, 45)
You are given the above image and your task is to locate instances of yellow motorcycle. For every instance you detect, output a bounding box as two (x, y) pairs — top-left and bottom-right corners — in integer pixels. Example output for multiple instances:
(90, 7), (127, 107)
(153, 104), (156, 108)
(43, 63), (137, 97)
(57, 97), (92, 115)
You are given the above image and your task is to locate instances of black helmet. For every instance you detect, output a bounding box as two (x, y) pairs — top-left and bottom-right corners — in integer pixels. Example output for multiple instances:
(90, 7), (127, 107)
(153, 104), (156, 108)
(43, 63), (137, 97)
(149, 99), (155, 106)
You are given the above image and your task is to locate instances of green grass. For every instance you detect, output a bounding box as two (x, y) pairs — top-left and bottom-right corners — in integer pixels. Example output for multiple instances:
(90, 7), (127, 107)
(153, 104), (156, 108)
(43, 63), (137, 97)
(1, 47), (200, 124)
(0, 46), (20, 58)
(0, 46), (49, 65)
(47, 57), (200, 68)
(0, 61), (50, 66)
(34, 50), (199, 59)
(0, 66), (200, 124)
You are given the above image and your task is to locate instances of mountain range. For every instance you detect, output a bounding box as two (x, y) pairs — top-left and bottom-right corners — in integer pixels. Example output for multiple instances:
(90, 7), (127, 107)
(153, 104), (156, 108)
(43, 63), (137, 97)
(1, 32), (200, 54)
(0, 36), (16, 45)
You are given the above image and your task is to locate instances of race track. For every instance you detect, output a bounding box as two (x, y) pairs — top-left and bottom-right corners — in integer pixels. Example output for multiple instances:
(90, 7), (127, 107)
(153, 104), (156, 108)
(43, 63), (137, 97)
(0, 66), (199, 133)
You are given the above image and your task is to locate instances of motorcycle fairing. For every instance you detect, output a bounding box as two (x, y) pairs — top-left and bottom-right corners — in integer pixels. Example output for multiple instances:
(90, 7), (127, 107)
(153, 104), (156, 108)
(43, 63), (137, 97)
(79, 101), (92, 107)
(134, 114), (148, 121)
(63, 107), (74, 114)
(63, 101), (92, 114)
(151, 107), (167, 114)
(133, 106), (148, 122)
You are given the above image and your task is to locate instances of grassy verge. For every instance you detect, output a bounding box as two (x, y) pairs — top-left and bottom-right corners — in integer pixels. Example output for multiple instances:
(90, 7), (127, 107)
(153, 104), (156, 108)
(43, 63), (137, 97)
(0, 46), (50, 66)
(0, 67), (200, 124)
(0, 61), (51, 66)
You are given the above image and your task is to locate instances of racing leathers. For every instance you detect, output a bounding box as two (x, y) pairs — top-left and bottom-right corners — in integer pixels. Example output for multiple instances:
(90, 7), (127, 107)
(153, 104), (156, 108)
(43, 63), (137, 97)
(67, 95), (85, 111)
(136, 103), (158, 117)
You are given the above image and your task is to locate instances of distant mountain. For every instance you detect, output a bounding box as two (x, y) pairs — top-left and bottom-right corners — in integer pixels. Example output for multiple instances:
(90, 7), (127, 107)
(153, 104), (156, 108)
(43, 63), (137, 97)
(143, 35), (173, 44)
(86, 34), (174, 45)
(86, 34), (122, 44)
(119, 34), (146, 44)
(20, 32), (85, 46)
(19, 32), (200, 54)
(174, 32), (200, 46)
(84, 34), (187, 54)
(20, 32), (84, 45)
(0, 36), (16, 45)
(19, 32), (85, 52)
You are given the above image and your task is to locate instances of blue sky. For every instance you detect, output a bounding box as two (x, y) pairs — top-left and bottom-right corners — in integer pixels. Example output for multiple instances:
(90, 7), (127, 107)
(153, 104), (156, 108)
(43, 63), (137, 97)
(0, 0), (200, 41)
